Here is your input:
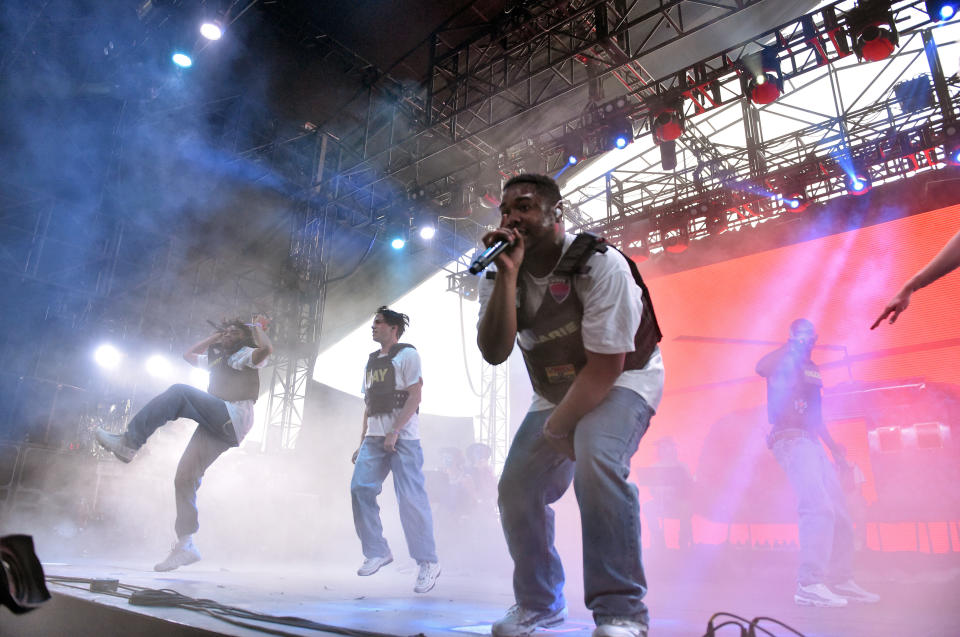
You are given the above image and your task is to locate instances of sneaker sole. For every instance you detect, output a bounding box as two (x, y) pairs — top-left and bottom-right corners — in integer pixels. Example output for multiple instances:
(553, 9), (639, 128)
(154, 554), (201, 572)
(492, 612), (566, 637)
(94, 433), (134, 463)
(794, 594), (846, 608)
(357, 557), (393, 576)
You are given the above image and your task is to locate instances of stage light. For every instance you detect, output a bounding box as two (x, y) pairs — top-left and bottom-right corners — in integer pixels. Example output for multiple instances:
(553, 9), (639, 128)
(782, 193), (809, 212)
(858, 26), (896, 61)
(567, 154), (578, 165)
(652, 111), (683, 143)
(93, 344), (122, 370)
(391, 237), (405, 250)
(926, 0), (959, 21)
(171, 52), (193, 68)
(742, 46), (783, 105)
(605, 117), (633, 150)
(846, 173), (872, 195)
(200, 21), (223, 41)
(419, 225), (436, 240)
(145, 354), (172, 379)
(188, 368), (210, 390)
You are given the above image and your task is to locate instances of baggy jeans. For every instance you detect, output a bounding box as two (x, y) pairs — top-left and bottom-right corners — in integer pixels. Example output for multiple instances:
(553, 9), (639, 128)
(350, 436), (438, 563)
(498, 386), (653, 625)
(771, 435), (855, 586)
(125, 383), (237, 537)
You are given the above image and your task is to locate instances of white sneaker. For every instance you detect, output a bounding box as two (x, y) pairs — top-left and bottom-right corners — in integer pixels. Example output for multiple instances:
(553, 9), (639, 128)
(154, 537), (201, 572)
(357, 554), (393, 576)
(491, 604), (567, 637)
(832, 579), (880, 603)
(413, 561), (440, 593)
(94, 428), (137, 463)
(794, 582), (848, 607)
(593, 618), (648, 637)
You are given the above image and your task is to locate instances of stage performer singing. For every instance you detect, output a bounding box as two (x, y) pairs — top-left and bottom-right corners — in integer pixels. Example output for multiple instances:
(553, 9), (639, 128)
(95, 315), (272, 571)
(477, 173), (664, 637)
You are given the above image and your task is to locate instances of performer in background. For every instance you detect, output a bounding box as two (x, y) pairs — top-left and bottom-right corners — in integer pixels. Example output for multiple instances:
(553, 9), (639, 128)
(477, 173), (664, 637)
(349, 306), (441, 594)
(756, 319), (878, 607)
(95, 315), (272, 571)
(872, 228), (960, 328)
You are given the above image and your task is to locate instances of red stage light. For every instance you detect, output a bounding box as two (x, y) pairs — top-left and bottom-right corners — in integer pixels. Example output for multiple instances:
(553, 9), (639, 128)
(653, 112), (684, 142)
(749, 75), (782, 105)
(858, 26), (896, 61)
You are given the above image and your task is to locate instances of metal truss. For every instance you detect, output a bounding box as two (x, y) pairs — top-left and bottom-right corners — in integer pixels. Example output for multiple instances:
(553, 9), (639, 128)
(562, 20), (960, 254)
(314, 0), (772, 221)
(479, 358), (511, 474)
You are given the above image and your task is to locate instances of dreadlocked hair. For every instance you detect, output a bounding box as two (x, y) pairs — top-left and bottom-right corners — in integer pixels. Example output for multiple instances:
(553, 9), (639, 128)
(376, 306), (410, 337)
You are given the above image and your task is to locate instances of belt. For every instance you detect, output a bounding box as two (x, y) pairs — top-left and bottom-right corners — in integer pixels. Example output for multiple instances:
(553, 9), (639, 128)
(767, 428), (816, 449)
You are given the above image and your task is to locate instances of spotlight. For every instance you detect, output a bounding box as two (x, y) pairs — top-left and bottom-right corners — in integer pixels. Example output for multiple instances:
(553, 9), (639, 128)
(145, 354), (172, 379)
(567, 154), (579, 165)
(188, 368), (210, 390)
(419, 225), (436, 240)
(926, 0), (959, 21)
(94, 344), (122, 370)
(846, 173), (872, 195)
(605, 117), (634, 150)
(858, 26), (896, 61)
(171, 52), (193, 68)
(742, 46), (783, 105)
(391, 237), (406, 250)
(200, 21), (223, 41)
(652, 111), (683, 143)
(782, 193), (809, 212)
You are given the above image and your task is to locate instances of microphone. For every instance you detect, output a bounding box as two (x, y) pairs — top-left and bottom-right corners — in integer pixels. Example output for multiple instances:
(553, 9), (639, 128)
(469, 238), (513, 274)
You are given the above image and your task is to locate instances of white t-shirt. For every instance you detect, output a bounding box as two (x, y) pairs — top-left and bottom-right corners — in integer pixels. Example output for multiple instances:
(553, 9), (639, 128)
(361, 345), (422, 440)
(478, 232), (665, 412)
(196, 346), (267, 442)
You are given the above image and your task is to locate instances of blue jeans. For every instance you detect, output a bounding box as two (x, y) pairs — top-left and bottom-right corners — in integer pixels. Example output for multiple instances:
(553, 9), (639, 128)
(771, 435), (854, 586)
(499, 386), (652, 625)
(124, 383), (237, 537)
(350, 437), (438, 563)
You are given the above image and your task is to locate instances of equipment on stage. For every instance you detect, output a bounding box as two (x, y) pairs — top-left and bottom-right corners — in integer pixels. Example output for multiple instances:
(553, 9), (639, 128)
(0, 534), (50, 614)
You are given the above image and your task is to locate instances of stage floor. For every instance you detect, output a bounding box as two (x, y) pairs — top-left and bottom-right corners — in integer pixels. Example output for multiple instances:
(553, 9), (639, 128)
(9, 547), (957, 637)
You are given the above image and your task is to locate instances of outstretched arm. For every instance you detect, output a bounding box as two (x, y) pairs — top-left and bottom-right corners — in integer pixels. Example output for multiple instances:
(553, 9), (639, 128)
(872, 230), (960, 329)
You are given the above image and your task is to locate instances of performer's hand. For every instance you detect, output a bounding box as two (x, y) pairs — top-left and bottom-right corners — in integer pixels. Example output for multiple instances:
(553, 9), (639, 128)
(351, 447), (360, 464)
(542, 421), (575, 461)
(251, 314), (271, 331)
(384, 430), (399, 453)
(871, 288), (911, 329)
(480, 223), (525, 275)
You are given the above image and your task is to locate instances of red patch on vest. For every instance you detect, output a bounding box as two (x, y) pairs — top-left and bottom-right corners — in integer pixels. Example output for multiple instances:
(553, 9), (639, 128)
(548, 278), (571, 304)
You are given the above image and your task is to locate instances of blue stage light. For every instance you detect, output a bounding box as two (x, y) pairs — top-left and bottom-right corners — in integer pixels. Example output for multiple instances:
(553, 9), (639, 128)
(614, 136), (628, 149)
(391, 237), (405, 250)
(567, 155), (578, 165)
(941, 5), (956, 20)
(172, 52), (193, 68)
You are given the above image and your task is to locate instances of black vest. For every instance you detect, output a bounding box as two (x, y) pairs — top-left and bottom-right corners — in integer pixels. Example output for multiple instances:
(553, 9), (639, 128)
(515, 233), (663, 405)
(364, 343), (416, 416)
(206, 346), (260, 402)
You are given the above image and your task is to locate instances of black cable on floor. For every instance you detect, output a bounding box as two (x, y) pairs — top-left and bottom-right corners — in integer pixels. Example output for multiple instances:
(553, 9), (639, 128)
(46, 575), (425, 637)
